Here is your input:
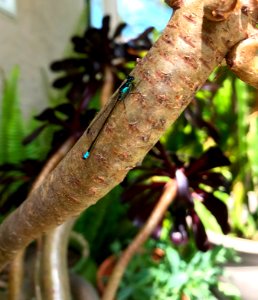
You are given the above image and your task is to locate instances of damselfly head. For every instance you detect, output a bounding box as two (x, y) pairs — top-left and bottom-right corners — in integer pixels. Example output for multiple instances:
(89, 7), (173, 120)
(127, 75), (135, 82)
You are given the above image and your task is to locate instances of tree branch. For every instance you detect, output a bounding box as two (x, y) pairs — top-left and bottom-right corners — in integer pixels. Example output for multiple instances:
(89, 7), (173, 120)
(0, 0), (255, 270)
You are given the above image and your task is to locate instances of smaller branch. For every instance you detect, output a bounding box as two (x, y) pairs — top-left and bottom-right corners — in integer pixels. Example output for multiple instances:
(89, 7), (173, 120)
(165, 0), (183, 10)
(100, 67), (115, 107)
(7, 249), (25, 300)
(41, 219), (76, 300)
(69, 231), (89, 260)
(34, 237), (43, 300)
(226, 33), (258, 89)
(31, 137), (77, 191)
(6, 137), (77, 299)
(102, 179), (178, 300)
(70, 273), (99, 300)
(156, 142), (175, 172)
(203, 0), (237, 21)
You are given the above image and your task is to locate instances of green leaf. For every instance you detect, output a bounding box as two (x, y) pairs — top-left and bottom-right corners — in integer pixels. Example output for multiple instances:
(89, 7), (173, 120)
(166, 247), (182, 272)
(247, 113), (258, 188)
(0, 66), (24, 163)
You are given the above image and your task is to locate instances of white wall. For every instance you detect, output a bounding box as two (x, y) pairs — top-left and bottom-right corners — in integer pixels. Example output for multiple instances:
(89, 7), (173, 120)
(0, 0), (84, 118)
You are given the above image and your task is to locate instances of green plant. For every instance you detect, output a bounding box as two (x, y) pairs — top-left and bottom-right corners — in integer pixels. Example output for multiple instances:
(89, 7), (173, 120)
(201, 74), (258, 239)
(0, 67), (46, 212)
(117, 239), (240, 300)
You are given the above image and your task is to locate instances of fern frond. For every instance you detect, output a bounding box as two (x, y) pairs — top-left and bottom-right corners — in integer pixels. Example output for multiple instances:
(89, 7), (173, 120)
(0, 66), (25, 164)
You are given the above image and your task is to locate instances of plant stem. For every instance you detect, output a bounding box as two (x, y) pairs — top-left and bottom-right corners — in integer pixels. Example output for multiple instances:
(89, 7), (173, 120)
(31, 136), (77, 191)
(102, 179), (177, 300)
(100, 67), (115, 107)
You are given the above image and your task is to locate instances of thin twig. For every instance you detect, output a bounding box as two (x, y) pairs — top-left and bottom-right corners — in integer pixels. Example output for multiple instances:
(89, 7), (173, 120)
(100, 66), (115, 107)
(102, 179), (178, 300)
(31, 136), (77, 191)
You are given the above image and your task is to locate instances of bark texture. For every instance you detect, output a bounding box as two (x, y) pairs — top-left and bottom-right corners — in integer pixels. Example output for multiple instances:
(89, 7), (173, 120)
(0, 0), (256, 269)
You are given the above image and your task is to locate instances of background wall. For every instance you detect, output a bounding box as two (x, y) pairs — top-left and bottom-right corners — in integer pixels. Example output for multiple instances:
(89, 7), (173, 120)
(0, 0), (84, 118)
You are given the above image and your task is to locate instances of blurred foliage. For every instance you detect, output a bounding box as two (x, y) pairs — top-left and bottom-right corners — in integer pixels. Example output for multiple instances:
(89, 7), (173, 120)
(0, 67), (51, 164)
(200, 74), (258, 239)
(115, 239), (240, 300)
(74, 186), (136, 263)
(0, 67), (49, 212)
(0, 66), (24, 164)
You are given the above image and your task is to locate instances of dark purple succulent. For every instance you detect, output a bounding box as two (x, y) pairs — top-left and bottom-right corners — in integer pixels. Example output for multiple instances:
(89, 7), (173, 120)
(122, 144), (231, 251)
(0, 159), (44, 213)
(50, 15), (153, 104)
(23, 16), (153, 152)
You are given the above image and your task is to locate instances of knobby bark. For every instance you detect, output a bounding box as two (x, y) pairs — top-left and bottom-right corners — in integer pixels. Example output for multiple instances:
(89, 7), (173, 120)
(0, 0), (257, 270)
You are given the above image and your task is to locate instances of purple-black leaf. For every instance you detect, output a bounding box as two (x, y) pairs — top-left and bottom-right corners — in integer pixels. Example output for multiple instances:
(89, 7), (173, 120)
(101, 15), (110, 37)
(191, 171), (231, 192)
(54, 103), (75, 117)
(0, 183), (30, 213)
(34, 108), (56, 121)
(113, 22), (127, 39)
(22, 124), (47, 145)
(190, 209), (210, 251)
(185, 147), (230, 176)
(52, 73), (83, 89)
(50, 58), (88, 72)
(202, 192), (230, 234)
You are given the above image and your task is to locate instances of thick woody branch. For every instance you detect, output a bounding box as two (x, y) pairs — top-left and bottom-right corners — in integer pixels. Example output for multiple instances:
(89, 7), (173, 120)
(204, 0), (238, 21)
(0, 0), (254, 270)
(226, 33), (258, 88)
(165, 0), (184, 10)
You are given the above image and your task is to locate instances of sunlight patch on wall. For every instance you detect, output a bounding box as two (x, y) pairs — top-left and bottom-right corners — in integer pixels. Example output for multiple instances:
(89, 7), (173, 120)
(0, 0), (16, 16)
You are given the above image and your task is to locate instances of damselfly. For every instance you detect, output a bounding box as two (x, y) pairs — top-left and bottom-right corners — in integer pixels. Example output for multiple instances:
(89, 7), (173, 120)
(82, 75), (135, 159)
